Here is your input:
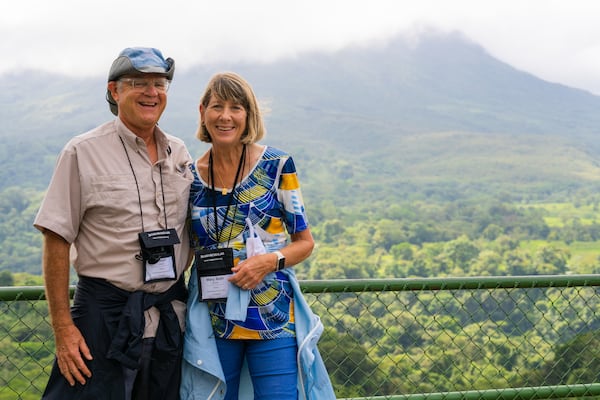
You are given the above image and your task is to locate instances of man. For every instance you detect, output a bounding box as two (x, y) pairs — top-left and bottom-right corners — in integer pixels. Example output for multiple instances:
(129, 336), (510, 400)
(34, 47), (193, 400)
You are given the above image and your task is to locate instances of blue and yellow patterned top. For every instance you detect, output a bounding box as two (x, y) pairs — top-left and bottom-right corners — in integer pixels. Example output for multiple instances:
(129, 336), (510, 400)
(189, 146), (309, 339)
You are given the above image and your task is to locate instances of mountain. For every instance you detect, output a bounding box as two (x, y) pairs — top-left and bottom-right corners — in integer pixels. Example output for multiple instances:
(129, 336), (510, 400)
(2, 31), (600, 199)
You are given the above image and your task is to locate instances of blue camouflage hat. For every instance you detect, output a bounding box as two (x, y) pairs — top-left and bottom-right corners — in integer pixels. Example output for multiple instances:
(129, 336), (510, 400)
(106, 47), (175, 115)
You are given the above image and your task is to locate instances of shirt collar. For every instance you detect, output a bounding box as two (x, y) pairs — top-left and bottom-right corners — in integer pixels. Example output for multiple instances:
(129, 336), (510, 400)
(115, 118), (170, 160)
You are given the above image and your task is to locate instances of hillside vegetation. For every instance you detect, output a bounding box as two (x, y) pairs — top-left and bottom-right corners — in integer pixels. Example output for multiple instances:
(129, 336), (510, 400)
(1, 30), (600, 399)
(1, 30), (600, 277)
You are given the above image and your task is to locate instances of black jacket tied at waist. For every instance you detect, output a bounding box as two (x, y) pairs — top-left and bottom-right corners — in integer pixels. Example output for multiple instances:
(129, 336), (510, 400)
(42, 276), (188, 400)
(99, 277), (187, 369)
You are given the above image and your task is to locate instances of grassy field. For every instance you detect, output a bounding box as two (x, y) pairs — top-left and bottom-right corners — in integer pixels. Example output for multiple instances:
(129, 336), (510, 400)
(518, 202), (600, 274)
(523, 202), (600, 227)
(520, 239), (599, 274)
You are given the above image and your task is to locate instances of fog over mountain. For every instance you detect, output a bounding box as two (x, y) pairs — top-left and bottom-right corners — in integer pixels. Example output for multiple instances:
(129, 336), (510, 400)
(2, 31), (600, 195)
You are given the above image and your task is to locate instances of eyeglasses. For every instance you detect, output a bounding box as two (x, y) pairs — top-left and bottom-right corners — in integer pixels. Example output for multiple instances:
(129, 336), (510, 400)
(119, 77), (170, 93)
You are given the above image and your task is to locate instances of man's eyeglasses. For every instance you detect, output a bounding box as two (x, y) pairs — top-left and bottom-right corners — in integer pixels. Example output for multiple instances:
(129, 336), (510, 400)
(119, 77), (170, 93)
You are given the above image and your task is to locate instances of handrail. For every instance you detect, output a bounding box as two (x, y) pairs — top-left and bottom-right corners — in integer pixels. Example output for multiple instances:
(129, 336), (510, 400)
(0, 285), (74, 301)
(342, 383), (600, 400)
(2, 275), (600, 300)
(301, 275), (600, 292)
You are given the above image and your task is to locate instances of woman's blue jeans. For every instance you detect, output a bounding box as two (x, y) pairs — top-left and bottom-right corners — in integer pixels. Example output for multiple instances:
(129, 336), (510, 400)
(215, 337), (298, 399)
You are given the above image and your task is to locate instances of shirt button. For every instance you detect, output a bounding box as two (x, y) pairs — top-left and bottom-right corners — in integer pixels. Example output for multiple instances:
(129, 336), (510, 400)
(196, 359), (203, 366)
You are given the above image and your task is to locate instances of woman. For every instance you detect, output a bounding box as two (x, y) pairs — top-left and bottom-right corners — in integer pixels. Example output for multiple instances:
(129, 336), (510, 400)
(180, 72), (335, 400)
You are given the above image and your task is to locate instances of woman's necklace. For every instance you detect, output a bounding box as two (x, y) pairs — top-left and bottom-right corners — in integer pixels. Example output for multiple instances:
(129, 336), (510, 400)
(209, 145), (247, 243)
(215, 168), (229, 195)
(209, 146), (247, 197)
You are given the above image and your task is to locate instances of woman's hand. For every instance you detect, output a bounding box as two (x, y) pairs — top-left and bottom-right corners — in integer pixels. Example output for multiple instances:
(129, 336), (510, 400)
(229, 253), (276, 290)
(229, 228), (315, 290)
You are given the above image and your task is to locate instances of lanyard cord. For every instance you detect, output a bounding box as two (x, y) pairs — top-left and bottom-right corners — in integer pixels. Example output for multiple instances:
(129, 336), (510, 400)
(209, 144), (246, 244)
(159, 164), (167, 227)
(119, 136), (168, 233)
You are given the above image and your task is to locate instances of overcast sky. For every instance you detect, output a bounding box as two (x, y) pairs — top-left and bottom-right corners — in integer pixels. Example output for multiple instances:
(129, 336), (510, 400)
(3, 0), (600, 94)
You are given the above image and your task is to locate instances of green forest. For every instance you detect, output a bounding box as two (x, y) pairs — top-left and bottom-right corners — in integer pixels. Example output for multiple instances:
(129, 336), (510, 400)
(2, 179), (600, 279)
(1, 177), (600, 398)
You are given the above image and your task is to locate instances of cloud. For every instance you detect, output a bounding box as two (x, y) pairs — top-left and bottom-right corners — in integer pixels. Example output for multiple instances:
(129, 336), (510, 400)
(3, 0), (600, 94)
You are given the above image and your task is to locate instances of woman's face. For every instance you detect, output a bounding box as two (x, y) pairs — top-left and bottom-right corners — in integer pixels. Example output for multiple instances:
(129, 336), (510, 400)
(200, 94), (247, 146)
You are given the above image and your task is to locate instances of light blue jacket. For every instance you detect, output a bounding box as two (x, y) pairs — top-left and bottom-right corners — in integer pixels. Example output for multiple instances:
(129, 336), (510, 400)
(180, 267), (336, 400)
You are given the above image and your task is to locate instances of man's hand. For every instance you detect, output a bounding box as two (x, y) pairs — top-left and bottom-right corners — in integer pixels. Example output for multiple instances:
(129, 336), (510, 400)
(42, 230), (93, 386)
(53, 324), (93, 386)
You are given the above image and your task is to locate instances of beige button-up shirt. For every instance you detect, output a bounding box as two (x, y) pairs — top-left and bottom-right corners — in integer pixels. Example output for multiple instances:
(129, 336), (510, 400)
(35, 118), (193, 334)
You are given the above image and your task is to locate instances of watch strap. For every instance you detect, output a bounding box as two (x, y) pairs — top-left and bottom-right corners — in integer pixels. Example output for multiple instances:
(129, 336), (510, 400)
(274, 250), (285, 271)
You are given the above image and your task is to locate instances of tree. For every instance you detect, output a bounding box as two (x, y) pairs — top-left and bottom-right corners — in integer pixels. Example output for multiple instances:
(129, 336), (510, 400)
(372, 219), (406, 251)
(482, 224), (503, 241)
(320, 219), (345, 244)
(531, 330), (600, 385)
(318, 328), (386, 396)
(443, 235), (480, 270)
(470, 250), (503, 276)
(0, 270), (14, 286)
(504, 249), (534, 275)
(390, 242), (414, 261)
(534, 246), (569, 275)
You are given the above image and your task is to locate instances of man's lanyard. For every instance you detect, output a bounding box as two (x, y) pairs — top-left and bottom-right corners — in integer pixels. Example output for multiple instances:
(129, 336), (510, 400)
(119, 136), (168, 232)
(120, 136), (180, 284)
(208, 145), (246, 244)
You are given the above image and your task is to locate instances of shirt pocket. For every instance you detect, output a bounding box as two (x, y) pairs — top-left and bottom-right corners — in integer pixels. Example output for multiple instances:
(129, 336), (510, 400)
(88, 174), (140, 228)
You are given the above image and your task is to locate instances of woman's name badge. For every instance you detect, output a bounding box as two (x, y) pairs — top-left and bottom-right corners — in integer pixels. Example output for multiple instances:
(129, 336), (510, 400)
(195, 248), (234, 302)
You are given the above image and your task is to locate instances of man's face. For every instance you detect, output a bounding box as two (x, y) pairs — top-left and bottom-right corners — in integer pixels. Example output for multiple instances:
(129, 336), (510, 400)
(108, 74), (168, 135)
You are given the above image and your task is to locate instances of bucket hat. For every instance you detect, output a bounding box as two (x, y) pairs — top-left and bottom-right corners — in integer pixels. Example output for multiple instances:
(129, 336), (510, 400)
(106, 47), (175, 115)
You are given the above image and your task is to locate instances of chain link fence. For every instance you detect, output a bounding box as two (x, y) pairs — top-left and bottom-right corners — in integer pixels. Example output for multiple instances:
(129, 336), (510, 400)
(1, 276), (599, 400)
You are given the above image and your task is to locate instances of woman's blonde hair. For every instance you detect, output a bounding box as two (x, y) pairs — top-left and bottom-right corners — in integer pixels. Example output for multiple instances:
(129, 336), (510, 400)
(195, 72), (266, 144)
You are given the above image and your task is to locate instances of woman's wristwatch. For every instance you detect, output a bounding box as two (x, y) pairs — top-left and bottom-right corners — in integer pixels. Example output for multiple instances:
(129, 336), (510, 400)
(273, 250), (286, 271)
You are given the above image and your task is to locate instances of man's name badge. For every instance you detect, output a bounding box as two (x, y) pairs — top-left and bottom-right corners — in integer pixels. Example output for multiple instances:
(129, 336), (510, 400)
(195, 247), (234, 302)
(138, 229), (180, 283)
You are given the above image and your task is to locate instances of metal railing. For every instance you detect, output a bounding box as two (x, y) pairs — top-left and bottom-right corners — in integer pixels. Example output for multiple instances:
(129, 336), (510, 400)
(1, 275), (599, 400)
